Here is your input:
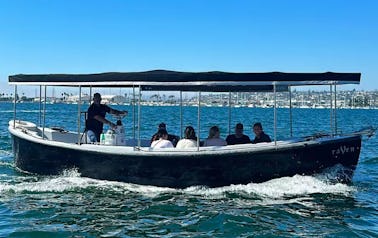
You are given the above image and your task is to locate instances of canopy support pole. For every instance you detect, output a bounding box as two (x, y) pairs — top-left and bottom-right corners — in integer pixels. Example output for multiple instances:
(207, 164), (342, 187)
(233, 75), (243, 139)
(180, 91), (183, 138)
(86, 86), (92, 134)
(89, 86), (92, 104)
(289, 85), (293, 137)
(197, 91), (201, 151)
(77, 86), (82, 145)
(228, 91), (232, 135)
(138, 85), (141, 147)
(42, 86), (47, 140)
(13, 85), (17, 128)
(334, 84), (337, 135)
(39, 85), (42, 127)
(330, 85), (334, 136)
(132, 86), (136, 140)
(273, 83), (277, 146)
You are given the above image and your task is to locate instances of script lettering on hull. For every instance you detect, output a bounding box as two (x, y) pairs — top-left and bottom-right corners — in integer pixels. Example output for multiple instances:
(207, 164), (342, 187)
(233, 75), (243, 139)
(332, 145), (358, 156)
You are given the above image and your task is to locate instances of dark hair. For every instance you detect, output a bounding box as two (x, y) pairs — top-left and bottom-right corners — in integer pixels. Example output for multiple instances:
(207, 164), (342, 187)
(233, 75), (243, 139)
(158, 122), (166, 129)
(208, 126), (219, 139)
(155, 128), (168, 140)
(184, 126), (197, 140)
(253, 122), (263, 130)
(236, 123), (243, 129)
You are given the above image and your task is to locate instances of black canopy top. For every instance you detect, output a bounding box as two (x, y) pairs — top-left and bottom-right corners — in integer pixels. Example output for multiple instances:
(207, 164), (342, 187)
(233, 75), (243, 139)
(9, 70), (361, 92)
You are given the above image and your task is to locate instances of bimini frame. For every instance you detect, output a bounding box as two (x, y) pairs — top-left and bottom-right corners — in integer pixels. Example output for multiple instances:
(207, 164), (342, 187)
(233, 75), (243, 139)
(9, 70), (361, 148)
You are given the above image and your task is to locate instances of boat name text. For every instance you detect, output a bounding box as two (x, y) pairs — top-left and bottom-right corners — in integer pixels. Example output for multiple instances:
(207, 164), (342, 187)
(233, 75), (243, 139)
(332, 145), (356, 156)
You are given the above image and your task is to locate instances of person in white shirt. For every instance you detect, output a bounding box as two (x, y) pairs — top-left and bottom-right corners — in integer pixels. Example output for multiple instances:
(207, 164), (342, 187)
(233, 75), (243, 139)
(150, 129), (174, 149)
(150, 122), (179, 147)
(176, 126), (198, 149)
(203, 126), (227, 146)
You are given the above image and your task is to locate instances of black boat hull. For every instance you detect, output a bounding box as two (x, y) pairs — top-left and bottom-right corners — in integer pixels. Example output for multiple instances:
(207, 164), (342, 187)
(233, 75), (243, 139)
(11, 132), (361, 188)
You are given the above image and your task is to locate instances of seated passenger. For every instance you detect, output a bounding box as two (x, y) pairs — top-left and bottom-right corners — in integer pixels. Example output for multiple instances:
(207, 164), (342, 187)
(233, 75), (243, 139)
(176, 126), (198, 149)
(203, 126), (227, 146)
(150, 129), (174, 149)
(226, 123), (251, 145)
(252, 122), (272, 144)
(150, 122), (179, 147)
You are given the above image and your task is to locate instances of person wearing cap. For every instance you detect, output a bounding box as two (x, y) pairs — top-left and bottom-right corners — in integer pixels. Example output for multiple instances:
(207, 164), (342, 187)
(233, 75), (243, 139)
(150, 122), (179, 146)
(86, 93), (127, 142)
(226, 123), (251, 145)
(251, 122), (271, 144)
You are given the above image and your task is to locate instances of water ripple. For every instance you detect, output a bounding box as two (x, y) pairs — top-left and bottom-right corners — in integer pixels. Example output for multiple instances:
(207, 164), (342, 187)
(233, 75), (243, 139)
(0, 103), (377, 237)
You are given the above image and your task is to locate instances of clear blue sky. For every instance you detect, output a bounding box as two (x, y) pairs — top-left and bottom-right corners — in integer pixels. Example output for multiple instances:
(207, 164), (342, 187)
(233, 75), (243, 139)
(1, 0), (377, 94)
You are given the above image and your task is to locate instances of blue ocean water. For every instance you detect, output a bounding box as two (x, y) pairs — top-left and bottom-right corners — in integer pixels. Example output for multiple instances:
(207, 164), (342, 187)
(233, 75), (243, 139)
(0, 102), (377, 237)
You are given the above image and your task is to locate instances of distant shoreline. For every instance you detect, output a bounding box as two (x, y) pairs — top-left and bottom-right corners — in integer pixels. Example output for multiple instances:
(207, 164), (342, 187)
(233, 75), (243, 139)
(1, 101), (377, 110)
(1, 89), (377, 109)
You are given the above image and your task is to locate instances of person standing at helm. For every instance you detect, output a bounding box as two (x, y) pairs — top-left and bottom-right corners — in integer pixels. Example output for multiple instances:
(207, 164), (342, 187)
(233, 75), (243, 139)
(86, 93), (127, 142)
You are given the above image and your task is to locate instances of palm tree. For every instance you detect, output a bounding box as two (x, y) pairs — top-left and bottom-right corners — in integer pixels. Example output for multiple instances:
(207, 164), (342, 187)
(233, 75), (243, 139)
(168, 95), (175, 104)
(150, 94), (158, 102)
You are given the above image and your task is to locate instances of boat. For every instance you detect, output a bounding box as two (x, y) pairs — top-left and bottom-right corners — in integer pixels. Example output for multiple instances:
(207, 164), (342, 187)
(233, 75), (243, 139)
(7, 70), (375, 188)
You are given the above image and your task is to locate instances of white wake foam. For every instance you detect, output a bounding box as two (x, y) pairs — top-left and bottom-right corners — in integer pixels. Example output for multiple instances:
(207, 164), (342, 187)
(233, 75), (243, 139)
(0, 168), (174, 195)
(0, 167), (355, 204)
(0, 150), (13, 156)
(183, 174), (354, 199)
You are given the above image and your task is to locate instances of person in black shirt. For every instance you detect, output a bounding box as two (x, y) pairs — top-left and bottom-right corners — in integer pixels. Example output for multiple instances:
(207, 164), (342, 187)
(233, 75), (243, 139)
(252, 122), (271, 144)
(86, 93), (127, 142)
(226, 123), (251, 145)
